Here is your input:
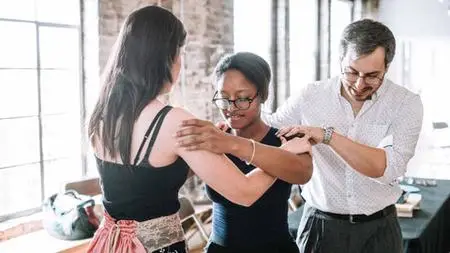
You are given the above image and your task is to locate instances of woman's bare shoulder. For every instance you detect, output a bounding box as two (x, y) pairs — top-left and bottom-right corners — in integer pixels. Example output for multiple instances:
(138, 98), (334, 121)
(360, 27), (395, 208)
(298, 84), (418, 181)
(166, 106), (198, 123)
(152, 106), (199, 140)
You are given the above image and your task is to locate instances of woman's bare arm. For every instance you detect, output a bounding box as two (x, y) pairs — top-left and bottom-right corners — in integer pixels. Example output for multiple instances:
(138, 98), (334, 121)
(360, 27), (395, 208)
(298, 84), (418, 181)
(175, 119), (313, 184)
(169, 108), (276, 207)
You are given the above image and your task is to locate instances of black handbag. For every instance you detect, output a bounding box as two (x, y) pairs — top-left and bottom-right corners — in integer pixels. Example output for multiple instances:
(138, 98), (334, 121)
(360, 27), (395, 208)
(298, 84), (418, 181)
(42, 190), (100, 240)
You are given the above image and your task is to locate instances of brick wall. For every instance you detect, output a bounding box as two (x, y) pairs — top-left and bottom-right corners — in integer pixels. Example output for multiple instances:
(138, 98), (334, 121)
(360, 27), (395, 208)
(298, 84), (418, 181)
(98, 0), (233, 122)
(98, 0), (163, 68)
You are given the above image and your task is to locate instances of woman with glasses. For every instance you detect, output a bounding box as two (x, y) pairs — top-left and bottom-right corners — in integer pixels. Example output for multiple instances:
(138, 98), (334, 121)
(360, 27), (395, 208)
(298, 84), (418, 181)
(88, 6), (312, 253)
(176, 52), (312, 253)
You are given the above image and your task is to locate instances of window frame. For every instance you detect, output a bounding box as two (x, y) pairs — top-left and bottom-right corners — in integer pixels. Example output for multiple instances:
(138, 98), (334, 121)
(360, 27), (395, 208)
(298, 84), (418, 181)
(0, 0), (86, 222)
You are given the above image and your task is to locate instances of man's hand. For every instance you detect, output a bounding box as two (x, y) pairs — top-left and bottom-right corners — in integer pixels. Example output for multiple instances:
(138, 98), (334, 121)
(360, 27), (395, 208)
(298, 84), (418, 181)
(279, 135), (312, 155)
(276, 125), (324, 145)
(175, 119), (235, 154)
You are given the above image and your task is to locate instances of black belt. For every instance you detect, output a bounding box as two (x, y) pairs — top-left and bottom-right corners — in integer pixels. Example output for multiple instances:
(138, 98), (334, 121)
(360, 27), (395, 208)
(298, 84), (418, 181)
(315, 204), (396, 223)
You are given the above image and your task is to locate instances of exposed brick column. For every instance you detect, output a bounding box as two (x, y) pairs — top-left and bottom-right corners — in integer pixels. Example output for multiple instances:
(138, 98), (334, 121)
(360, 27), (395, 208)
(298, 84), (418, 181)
(98, 0), (165, 69)
(97, 0), (233, 122)
(171, 0), (233, 122)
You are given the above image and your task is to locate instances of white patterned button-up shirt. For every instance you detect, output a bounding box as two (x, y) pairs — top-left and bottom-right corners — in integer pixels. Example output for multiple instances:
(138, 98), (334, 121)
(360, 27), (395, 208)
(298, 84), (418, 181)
(264, 77), (423, 215)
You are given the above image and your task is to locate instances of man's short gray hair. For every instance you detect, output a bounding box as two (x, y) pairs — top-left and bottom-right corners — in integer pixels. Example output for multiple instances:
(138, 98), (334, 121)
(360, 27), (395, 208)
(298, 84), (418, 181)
(339, 19), (396, 67)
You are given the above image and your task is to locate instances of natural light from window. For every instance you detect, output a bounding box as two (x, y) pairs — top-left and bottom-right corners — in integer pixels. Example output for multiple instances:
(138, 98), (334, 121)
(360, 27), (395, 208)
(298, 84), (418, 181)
(0, 0), (83, 221)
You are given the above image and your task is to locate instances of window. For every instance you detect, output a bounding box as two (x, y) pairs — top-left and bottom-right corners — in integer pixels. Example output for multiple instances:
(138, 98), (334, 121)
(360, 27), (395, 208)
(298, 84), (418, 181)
(0, 0), (84, 221)
(233, 0), (272, 64)
(330, 0), (353, 77)
(388, 38), (450, 149)
(234, 0), (273, 112)
(289, 0), (318, 95)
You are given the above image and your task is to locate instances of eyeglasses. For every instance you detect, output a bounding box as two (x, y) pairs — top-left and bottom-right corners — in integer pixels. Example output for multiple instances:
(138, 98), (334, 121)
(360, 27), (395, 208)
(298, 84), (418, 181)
(212, 91), (258, 110)
(341, 71), (384, 86)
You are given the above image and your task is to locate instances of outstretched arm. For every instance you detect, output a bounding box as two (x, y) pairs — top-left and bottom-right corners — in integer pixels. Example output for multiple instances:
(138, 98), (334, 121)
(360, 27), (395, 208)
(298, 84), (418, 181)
(169, 108), (276, 207)
(175, 119), (313, 184)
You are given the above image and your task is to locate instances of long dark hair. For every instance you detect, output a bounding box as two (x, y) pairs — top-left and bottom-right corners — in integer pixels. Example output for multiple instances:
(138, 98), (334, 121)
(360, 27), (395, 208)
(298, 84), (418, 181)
(88, 5), (186, 165)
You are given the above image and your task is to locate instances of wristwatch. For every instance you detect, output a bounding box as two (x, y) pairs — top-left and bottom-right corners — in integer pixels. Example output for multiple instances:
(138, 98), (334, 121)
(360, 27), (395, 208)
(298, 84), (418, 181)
(322, 126), (335, 145)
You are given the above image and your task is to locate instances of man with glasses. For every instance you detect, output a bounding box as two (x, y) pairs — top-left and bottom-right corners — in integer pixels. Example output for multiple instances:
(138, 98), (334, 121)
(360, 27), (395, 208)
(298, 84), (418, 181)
(266, 19), (424, 253)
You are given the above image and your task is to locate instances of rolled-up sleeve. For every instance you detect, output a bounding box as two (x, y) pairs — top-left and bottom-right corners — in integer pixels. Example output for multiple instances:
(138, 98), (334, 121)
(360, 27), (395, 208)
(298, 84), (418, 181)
(262, 93), (303, 128)
(374, 94), (424, 184)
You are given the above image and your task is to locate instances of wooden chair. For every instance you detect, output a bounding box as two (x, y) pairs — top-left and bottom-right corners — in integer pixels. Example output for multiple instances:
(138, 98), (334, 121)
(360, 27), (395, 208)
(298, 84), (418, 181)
(63, 177), (103, 224)
(178, 195), (210, 242)
(64, 177), (101, 196)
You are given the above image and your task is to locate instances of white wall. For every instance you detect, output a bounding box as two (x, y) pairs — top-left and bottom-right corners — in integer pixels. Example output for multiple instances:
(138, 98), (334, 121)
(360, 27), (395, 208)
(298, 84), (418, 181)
(378, 0), (450, 38)
(378, 0), (450, 128)
(378, 0), (450, 179)
(234, 0), (271, 63)
(234, 0), (273, 112)
(289, 0), (317, 96)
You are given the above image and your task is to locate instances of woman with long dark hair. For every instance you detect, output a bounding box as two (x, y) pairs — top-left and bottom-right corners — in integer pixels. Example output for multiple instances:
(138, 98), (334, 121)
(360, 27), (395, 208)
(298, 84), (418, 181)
(87, 5), (312, 253)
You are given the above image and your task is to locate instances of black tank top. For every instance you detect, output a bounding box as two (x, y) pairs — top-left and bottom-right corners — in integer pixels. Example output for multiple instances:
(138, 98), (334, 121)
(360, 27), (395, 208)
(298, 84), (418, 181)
(206, 127), (294, 247)
(96, 106), (189, 221)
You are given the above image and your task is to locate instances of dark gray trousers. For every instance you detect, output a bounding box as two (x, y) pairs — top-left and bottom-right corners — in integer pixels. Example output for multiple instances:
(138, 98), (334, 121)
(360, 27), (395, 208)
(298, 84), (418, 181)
(296, 203), (402, 253)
